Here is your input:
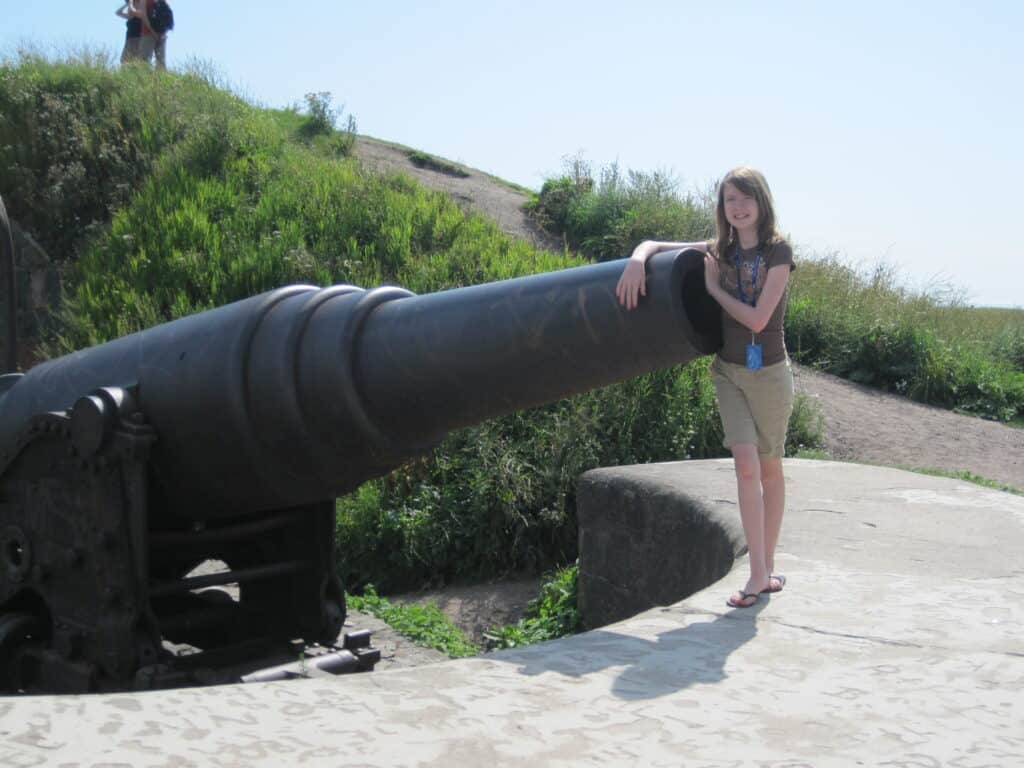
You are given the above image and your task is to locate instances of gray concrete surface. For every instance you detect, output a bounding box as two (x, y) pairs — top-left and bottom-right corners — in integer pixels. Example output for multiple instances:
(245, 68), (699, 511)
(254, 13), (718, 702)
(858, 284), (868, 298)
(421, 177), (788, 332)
(3, 459), (1022, 767)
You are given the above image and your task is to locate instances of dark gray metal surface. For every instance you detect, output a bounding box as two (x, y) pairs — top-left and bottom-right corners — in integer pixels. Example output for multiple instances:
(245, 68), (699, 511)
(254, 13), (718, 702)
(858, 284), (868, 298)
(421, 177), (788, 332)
(0, 248), (718, 523)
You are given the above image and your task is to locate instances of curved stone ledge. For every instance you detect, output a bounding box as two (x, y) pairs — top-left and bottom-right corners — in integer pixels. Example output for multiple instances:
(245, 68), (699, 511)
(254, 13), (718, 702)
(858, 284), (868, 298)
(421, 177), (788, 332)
(577, 463), (746, 629)
(4, 460), (1023, 767)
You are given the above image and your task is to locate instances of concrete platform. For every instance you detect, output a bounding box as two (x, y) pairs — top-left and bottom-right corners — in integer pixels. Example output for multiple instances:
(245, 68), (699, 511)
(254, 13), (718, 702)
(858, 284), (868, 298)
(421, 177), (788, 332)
(3, 459), (1023, 766)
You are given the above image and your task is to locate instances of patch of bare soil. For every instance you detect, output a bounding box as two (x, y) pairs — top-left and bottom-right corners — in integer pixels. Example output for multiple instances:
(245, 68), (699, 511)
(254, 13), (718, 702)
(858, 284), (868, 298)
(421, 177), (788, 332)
(345, 135), (1024, 659)
(345, 578), (542, 670)
(794, 365), (1024, 491)
(353, 136), (563, 253)
(389, 576), (543, 647)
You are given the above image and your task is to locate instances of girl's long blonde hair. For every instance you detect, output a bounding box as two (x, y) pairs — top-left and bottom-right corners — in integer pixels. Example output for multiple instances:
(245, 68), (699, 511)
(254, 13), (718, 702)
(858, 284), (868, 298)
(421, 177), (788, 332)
(712, 167), (783, 261)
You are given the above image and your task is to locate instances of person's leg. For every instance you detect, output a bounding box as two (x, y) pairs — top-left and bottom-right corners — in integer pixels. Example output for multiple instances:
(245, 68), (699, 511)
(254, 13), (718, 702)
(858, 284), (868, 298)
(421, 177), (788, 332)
(137, 36), (156, 65)
(121, 37), (140, 65)
(749, 360), (794, 591)
(730, 442), (769, 604)
(155, 35), (166, 70)
(710, 359), (770, 605)
(761, 456), (785, 577)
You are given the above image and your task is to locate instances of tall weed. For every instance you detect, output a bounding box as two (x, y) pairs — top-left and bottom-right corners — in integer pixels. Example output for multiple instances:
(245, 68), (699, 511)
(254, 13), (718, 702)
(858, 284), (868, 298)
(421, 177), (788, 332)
(527, 156), (713, 261)
(787, 256), (1023, 420)
(485, 563), (581, 649)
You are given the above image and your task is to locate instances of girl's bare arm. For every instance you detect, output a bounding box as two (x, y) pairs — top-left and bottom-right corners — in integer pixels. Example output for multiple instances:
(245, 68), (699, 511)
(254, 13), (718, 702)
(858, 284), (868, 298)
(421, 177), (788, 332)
(616, 240), (709, 310)
(703, 257), (790, 334)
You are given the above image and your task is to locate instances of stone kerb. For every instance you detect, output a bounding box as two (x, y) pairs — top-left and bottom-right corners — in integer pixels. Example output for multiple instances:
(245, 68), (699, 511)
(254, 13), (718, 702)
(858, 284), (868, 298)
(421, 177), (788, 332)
(576, 463), (746, 629)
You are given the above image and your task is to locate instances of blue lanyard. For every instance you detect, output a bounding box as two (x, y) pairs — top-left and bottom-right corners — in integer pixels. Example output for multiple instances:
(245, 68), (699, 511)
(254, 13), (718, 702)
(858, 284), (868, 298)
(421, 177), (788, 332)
(734, 248), (761, 307)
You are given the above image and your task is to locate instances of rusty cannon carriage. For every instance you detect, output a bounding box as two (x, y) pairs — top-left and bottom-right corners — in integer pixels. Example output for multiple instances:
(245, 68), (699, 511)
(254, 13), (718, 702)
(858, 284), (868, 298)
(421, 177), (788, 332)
(0, 229), (720, 693)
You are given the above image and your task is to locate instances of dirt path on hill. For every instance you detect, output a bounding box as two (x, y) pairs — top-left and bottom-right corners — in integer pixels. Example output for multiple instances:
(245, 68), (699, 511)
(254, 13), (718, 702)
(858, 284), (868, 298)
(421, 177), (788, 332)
(346, 134), (1023, 663)
(353, 136), (563, 252)
(793, 365), (1023, 490)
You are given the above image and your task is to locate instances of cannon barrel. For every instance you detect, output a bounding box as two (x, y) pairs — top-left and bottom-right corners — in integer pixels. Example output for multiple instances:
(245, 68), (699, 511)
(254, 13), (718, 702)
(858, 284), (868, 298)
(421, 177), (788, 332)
(0, 247), (719, 691)
(0, 248), (718, 523)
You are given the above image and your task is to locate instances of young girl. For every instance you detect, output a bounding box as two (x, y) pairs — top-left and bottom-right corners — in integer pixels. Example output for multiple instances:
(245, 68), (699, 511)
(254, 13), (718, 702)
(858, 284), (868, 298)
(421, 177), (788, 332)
(615, 167), (795, 608)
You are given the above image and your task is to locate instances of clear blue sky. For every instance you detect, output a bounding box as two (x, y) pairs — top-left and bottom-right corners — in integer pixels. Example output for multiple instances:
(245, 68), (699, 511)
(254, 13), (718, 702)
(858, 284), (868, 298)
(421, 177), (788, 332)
(4, 1), (1020, 307)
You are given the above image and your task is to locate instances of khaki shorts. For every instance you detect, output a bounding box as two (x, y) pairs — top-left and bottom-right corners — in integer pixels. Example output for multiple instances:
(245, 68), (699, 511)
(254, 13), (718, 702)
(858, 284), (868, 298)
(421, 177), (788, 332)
(710, 356), (794, 458)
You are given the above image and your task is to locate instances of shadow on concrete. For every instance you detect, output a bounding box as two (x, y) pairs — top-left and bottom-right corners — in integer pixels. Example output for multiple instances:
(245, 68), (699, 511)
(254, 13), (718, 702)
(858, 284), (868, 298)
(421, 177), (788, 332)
(502, 598), (766, 701)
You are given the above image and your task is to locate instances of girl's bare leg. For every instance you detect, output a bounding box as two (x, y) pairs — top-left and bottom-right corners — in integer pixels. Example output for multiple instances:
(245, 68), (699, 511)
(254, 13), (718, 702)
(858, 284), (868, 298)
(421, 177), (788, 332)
(761, 456), (785, 576)
(731, 443), (769, 601)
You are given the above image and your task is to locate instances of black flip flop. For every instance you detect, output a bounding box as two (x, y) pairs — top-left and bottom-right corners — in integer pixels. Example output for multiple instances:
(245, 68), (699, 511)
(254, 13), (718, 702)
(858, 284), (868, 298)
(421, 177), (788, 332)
(761, 574), (787, 594)
(727, 591), (760, 608)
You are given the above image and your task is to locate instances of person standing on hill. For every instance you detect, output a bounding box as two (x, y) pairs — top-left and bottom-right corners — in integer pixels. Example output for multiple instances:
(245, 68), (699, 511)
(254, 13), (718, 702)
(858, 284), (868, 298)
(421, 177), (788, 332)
(132, 0), (173, 70)
(115, 1), (142, 64)
(616, 167), (796, 609)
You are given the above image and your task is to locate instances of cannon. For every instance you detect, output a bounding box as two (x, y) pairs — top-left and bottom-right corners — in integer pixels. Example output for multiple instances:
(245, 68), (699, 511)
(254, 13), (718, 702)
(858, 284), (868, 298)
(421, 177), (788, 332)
(0, 246), (720, 692)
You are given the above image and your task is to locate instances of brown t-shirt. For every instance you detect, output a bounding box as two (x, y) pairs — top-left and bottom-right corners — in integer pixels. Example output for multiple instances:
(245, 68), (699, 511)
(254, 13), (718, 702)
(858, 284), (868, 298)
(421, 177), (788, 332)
(712, 239), (795, 366)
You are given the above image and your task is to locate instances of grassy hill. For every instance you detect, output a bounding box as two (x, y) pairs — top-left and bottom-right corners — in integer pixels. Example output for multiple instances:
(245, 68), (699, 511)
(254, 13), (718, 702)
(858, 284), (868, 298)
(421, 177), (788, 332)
(1, 50), (1021, 594)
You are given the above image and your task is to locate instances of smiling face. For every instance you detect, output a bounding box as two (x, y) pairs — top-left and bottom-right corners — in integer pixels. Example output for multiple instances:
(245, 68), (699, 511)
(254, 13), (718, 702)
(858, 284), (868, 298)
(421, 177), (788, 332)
(713, 167), (779, 259)
(722, 182), (760, 235)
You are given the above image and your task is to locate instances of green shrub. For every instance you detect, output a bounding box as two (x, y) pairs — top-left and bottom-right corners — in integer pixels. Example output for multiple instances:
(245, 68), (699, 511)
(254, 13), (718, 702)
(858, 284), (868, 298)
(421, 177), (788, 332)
(786, 256), (1023, 421)
(991, 323), (1024, 371)
(485, 563), (581, 649)
(406, 150), (469, 178)
(295, 91), (356, 156)
(526, 156), (713, 262)
(525, 173), (592, 234)
(786, 394), (825, 455)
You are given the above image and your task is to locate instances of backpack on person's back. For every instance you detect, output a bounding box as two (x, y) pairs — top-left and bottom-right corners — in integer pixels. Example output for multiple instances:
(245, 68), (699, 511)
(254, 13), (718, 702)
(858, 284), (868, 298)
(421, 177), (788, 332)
(147, 0), (174, 35)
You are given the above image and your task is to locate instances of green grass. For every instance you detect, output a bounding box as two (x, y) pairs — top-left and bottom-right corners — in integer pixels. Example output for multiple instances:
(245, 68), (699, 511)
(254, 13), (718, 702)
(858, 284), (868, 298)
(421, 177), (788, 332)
(898, 467), (1022, 496)
(786, 257), (1024, 422)
(346, 586), (479, 658)
(526, 156), (714, 263)
(347, 564), (584, 656)
(484, 563), (581, 649)
(793, 447), (831, 461)
(794, 448), (1022, 496)
(406, 150), (470, 178)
